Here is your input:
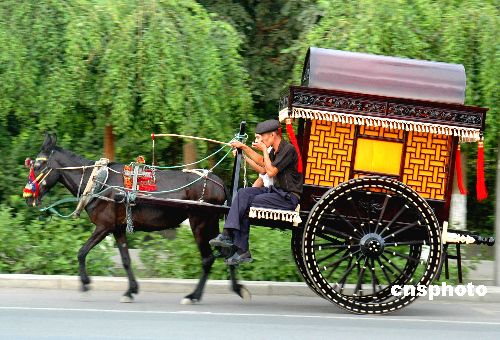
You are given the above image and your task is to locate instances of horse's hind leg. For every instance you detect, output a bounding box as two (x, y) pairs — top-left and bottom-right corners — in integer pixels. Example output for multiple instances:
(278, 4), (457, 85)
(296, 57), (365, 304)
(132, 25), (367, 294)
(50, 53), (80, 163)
(229, 264), (251, 302)
(78, 226), (109, 292)
(181, 213), (219, 305)
(113, 230), (139, 303)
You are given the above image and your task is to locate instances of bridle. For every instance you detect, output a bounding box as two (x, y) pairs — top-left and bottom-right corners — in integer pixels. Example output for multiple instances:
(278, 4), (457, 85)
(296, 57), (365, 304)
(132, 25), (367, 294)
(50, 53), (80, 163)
(23, 153), (54, 202)
(23, 149), (113, 212)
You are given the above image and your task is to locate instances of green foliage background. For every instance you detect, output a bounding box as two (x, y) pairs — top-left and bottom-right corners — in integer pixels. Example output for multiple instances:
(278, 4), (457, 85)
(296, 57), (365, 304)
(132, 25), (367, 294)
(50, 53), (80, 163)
(0, 0), (497, 280)
(139, 225), (301, 281)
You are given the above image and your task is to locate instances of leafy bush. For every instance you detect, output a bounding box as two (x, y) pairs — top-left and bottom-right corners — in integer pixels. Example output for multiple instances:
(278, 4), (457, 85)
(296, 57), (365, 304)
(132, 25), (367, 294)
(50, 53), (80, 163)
(0, 203), (114, 275)
(139, 225), (303, 282)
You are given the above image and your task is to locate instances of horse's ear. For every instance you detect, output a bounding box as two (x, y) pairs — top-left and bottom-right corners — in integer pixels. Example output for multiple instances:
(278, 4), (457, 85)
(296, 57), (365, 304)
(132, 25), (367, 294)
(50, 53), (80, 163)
(41, 132), (57, 152)
(51, 133), (57, 146)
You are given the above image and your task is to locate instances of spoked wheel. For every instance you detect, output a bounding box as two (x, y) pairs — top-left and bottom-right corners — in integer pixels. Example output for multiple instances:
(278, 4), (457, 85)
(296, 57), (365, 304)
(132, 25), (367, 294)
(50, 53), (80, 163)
(302, 177), (442, 314)
(291, 228), (324, 298)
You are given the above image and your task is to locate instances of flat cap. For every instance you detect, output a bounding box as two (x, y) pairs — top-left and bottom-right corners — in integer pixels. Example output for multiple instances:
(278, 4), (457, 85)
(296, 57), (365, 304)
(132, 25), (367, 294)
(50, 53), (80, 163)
(255, 119), (280, 134)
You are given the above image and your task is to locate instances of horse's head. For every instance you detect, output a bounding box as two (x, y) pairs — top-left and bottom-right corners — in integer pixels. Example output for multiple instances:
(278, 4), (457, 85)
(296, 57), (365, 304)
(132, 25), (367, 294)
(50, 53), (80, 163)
(23, 133), (61, 207)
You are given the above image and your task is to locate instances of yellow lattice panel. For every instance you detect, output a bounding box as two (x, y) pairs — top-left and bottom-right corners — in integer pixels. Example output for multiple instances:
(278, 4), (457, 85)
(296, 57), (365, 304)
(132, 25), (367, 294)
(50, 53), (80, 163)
(402, 132), (451, 199)
(305, 120), (355, 187)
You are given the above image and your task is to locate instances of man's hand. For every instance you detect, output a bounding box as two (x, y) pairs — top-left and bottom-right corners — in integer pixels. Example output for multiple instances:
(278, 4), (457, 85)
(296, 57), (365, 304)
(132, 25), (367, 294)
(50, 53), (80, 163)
(230, 140), (245, 149)
(252, 141), (268, 152)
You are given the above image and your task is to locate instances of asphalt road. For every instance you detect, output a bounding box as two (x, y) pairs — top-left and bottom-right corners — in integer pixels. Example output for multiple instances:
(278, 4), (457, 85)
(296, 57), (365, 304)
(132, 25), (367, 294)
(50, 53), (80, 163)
(0, 288), (499, 339)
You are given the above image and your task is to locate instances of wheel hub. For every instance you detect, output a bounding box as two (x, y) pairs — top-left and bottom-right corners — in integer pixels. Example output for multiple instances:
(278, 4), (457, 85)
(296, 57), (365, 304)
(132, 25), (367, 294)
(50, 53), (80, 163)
(360, 233), (384, 258)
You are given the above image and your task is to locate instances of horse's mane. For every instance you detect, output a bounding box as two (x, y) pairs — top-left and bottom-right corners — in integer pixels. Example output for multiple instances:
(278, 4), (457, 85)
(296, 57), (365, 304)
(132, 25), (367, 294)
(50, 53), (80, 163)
(53, 146), (97, 167)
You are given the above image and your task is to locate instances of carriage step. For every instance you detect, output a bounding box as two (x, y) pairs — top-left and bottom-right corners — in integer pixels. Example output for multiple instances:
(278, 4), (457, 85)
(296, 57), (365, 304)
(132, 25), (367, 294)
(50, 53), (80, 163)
(249, 206), (302, 227)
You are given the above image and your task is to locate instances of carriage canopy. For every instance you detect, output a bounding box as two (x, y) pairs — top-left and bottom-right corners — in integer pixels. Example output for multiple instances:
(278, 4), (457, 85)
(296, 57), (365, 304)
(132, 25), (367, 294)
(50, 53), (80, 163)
(301, 47), (467, 104)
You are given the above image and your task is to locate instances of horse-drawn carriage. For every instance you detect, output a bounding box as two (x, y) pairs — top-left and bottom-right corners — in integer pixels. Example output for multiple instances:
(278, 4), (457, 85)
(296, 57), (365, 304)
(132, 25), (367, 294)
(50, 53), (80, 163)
(24, 47), (495, 314)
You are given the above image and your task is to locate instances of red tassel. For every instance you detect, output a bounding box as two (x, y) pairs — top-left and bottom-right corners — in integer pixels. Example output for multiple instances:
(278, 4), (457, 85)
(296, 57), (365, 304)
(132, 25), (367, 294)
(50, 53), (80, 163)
(455, 144), (467, 195)
(476, 140), (488, 201)
(285, 119), (303, 173)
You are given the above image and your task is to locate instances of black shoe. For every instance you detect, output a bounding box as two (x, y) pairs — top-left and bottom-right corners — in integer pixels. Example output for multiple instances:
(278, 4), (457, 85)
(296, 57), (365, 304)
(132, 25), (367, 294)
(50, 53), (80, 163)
(209, 234), (234, 248)
(224, 251), (253, 265)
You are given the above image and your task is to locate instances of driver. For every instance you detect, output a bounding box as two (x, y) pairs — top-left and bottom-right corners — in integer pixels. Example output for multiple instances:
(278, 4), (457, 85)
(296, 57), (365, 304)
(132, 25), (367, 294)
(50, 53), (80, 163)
(209, 119), (303, 265)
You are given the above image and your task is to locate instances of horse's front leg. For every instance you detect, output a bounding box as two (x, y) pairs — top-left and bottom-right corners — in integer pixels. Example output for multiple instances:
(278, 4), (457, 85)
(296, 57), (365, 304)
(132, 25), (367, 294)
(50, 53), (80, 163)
(78, 226), (109, 292)
(113, 230), (139, 303)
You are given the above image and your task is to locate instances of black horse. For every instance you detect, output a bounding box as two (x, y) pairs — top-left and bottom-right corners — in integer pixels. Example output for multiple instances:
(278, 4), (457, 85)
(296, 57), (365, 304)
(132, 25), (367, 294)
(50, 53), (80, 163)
(24, 133), (248, 303)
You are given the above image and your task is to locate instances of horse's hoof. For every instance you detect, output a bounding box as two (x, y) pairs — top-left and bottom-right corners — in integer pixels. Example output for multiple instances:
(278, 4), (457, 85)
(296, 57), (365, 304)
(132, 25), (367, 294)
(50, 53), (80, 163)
(120, 295), (134, 303)
(240, 287), (251, 302)
(80, 284), (91, 292)
(180, 298), (198, 305)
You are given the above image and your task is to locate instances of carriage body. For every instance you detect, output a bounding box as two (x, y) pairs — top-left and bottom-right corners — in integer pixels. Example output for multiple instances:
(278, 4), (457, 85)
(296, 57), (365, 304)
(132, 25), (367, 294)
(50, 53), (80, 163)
(287, 85), (486, 224)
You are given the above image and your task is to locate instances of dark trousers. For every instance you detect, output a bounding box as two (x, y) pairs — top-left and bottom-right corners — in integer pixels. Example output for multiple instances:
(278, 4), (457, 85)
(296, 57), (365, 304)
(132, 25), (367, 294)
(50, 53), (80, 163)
(224, 186), (299, 251)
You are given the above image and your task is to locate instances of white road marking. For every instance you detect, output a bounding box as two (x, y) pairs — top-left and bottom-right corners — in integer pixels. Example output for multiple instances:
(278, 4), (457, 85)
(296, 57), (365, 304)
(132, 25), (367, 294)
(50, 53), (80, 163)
(0, 306), (499, 326)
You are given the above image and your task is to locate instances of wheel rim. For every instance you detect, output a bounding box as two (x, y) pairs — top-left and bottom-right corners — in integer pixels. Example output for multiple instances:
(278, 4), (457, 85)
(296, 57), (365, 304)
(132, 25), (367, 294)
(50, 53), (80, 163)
(291, 228), (325, 298)
(303, 177), (441, 314)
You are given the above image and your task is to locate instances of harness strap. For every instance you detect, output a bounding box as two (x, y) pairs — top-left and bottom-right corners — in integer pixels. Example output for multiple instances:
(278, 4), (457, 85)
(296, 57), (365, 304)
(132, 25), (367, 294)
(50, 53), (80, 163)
(182, 168), (209, 178)
(183, 169), (209, 202)
(73, 158), (109, 217)
(36, 168), (53, 184)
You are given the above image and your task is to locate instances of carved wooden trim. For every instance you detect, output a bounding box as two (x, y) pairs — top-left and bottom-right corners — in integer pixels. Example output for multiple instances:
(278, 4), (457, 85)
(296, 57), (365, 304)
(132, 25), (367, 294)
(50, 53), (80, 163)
(279, 86), (487, 131)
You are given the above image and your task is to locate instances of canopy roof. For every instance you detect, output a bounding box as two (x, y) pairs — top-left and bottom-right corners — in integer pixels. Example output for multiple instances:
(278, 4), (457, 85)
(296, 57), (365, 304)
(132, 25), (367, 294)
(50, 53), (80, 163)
(301, 47), (466, 105)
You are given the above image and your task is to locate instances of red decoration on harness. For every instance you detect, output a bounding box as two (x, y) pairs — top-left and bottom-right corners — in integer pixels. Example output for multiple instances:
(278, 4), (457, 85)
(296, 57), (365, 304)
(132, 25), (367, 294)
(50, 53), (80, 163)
(23, 165), (40, 198)
(455, 144), (467, 195)
(25, 158), (32, 168)
(285, 119), (303, 174)
(123, 162), (157, 192)
(476, 141), (488, 201)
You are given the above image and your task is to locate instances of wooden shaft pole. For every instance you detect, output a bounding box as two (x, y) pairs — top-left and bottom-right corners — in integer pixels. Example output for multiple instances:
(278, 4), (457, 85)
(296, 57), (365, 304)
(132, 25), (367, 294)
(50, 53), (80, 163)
(229, 121), (246, 206)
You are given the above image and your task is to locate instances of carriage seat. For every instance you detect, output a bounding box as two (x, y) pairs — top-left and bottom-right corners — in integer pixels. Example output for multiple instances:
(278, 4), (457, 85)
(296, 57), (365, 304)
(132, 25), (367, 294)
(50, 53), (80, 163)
(248, 205), (302, 227)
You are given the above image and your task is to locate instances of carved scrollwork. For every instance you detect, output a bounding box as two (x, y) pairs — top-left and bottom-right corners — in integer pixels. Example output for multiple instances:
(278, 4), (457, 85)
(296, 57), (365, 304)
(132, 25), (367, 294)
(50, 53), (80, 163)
(455, 113), (482, 125)
(279, 95), (289, 111)
(292, 92), (386, 115)
(283, 87), (485, 130)
(388, 103), (482, 127)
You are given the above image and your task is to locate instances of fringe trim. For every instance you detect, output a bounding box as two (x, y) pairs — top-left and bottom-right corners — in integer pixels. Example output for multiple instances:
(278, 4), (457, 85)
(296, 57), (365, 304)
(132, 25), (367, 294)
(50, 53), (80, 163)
(249, 206), (302, 227)
(279, 107), (481, 142)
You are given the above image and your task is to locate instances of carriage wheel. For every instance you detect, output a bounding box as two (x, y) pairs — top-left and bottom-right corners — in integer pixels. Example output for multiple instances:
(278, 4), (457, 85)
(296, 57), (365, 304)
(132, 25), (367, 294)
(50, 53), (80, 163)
(291, 228), (324, 299)
(302, 177), (442, 314)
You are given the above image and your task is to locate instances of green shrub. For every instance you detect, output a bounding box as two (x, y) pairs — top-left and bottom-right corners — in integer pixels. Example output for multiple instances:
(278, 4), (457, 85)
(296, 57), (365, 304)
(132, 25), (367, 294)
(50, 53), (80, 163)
(139, 225), (303, 282)
(0, 204), (114, 275)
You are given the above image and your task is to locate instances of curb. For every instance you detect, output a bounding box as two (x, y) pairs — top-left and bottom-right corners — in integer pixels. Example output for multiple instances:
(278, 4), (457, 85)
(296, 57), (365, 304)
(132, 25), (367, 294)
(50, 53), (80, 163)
(0, 274), (316, 297)
(1, 274), (499, 302)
